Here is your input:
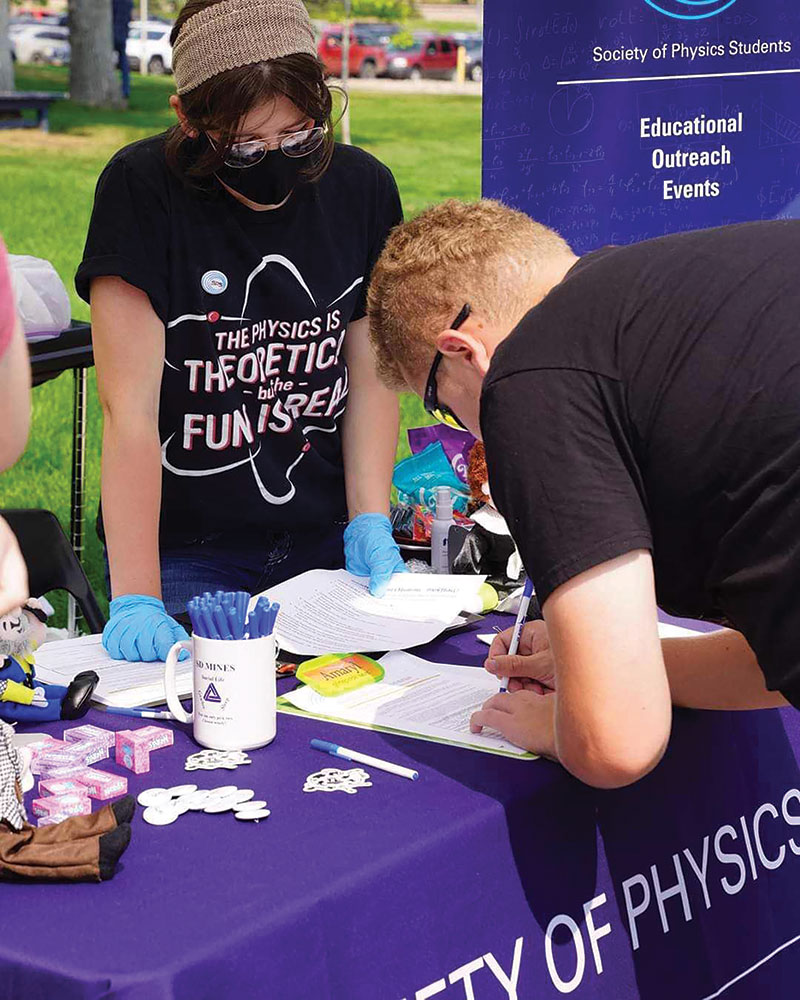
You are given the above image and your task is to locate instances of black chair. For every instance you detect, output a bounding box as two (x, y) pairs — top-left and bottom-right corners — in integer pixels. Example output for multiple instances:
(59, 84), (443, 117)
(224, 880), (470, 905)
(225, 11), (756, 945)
(1, 509), (106, 634)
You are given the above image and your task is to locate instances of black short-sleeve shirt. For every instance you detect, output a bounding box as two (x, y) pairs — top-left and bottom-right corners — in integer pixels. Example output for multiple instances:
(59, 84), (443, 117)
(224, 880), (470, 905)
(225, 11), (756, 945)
(481, 221), (800, 699)
(76, 134), (402, 546)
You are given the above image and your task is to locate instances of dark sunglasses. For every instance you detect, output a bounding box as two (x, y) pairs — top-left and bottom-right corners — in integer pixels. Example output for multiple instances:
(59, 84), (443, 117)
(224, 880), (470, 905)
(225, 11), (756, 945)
(423, 304), (471, 433)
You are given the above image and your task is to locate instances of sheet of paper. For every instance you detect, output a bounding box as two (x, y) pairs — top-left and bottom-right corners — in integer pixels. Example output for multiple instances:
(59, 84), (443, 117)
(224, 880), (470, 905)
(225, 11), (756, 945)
(33, 634), (192, 708)
(281, 650), (533, 758)
(476, 621), (702, 647)
(260, 569), (486, 655)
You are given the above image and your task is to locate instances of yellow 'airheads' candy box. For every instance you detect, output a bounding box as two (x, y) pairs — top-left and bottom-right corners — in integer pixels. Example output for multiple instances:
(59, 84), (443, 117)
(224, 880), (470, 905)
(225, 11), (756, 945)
(296, 653), (384, 697)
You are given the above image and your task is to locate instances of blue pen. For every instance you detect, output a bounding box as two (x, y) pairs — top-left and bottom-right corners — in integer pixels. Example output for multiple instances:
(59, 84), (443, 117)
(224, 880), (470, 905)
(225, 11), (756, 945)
(199, 605), (218, 640)
(235, 591), (248, 630)
(212, 603), (233, 641)
(266, 601), (280, 636)
(186, 600), (201, 637)
(191, 598), (208, 638)
(227, 605), (244, 640)
(256, 597), (272, 638)
(498, 577), (535, 694)
(246, 611), (259, 639)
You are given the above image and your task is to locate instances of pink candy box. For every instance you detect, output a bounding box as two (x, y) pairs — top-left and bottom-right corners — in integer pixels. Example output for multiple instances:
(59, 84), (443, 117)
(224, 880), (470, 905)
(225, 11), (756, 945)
(63, 724), (116, 750)
(44, 766), (88, 780)
(115, 727), (173, 774)
(28, 737), (62, 775)
(37, 743), (98, 776)
(38, 777), (88, 797)
(72, 768), (128, 800)
(72, 740), (109, 766)
(131, 726), (174, 751)
(115, 732), (151, 774)
(31, 793), (91, 818)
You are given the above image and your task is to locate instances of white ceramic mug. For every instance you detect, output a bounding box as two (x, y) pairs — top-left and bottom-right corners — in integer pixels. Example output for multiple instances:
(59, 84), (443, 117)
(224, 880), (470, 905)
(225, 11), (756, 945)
(164, 634), (276, 751)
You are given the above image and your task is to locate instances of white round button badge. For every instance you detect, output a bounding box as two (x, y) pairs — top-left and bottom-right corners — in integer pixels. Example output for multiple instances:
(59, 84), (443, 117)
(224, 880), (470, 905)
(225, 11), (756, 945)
(201, 270), (228, 295)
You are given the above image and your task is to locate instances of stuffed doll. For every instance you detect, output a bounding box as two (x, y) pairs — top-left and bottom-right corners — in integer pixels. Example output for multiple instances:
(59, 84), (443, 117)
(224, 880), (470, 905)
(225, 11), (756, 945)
(0, 720), (133, 882)
(0, 599), (99, 724)
(453, 441), (524, 585)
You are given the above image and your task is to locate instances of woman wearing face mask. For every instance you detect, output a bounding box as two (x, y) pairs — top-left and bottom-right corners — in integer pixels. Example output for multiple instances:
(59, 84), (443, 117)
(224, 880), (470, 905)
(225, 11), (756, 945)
(76, 0), (405, 662)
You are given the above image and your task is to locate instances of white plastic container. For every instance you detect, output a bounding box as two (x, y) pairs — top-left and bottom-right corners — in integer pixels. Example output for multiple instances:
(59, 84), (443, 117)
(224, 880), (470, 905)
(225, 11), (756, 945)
(431, 486), (455, 573)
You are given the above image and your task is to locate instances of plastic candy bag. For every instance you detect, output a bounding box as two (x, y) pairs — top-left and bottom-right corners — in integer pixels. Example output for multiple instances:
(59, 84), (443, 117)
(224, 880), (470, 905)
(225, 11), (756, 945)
(392, 442), (470, 514)
(8, 255), (70, 340)
(407, 425), (476, 483)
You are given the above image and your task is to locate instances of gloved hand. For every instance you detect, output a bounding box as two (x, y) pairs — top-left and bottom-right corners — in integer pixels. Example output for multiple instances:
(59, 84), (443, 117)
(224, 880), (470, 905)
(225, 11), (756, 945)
(103, 595), (189, 663)
(344, 513), (407, 598)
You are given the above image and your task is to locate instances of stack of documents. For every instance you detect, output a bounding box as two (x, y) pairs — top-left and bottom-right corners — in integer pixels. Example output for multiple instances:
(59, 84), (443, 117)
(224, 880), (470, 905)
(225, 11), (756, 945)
(280, 650), (536, 759)
(34, 635), (192, 708)
(260, 570), (487, 655)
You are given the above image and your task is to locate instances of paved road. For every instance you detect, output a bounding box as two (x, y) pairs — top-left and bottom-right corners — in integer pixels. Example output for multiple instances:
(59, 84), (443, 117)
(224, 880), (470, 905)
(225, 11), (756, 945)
(340, 77), (481, 96)
(419, 3), (481, 23)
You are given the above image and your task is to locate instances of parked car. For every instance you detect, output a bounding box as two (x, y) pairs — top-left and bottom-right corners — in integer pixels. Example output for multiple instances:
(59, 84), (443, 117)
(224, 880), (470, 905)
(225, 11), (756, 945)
(317, 26), (388, 79)
(385, 35), (459, 81)
(353, 21), (401, 46)
(463, 36), (482, 82)
(126, 20), (173, 75)
(13, 26), (70, 66)
(11, 10), (65, 26)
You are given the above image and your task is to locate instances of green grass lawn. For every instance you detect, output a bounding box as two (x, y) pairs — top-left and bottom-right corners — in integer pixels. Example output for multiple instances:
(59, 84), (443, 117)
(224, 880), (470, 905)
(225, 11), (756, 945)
(0, 66), (480, 623)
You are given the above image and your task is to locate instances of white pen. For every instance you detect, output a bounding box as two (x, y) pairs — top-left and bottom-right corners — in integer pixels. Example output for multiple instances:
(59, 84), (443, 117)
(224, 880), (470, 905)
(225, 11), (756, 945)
(498, 577), (535, 694)
(310, 739), (419, 781)
(101, 706), (179, 721)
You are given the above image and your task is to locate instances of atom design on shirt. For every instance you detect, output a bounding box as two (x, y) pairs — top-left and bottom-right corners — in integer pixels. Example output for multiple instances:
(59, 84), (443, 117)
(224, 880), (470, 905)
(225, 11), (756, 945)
(160, 254), (362, 505)
(643, 0), (738, 19)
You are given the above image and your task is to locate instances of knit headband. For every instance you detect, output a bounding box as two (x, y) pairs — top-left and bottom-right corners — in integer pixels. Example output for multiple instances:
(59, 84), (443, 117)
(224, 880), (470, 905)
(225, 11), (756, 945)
(173, 0), (318, 95)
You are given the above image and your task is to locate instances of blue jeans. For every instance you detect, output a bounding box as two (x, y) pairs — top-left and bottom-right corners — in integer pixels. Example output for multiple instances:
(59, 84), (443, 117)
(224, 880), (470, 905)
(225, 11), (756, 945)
(158, 523), (346, 616)
(115, 41), (130, 99)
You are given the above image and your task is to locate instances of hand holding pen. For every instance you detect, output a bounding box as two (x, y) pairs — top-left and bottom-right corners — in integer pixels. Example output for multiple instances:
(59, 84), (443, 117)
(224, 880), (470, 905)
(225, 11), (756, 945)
(484, 583), (556, 696)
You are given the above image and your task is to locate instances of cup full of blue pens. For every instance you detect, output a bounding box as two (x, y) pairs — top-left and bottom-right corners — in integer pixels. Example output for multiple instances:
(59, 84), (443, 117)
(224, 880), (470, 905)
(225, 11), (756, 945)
(163, 591), (280, 751)
(186, 591), (279, 641)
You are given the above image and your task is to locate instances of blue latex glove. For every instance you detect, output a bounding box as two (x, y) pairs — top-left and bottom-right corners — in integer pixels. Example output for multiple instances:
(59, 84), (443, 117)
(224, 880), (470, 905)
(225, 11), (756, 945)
(103, 595), (189, 663)
(344, 513), (407, 598)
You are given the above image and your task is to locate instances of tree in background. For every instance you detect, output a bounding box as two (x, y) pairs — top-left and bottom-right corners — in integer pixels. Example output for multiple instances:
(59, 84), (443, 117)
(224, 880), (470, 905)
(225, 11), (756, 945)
(306, 0), (416, 18)
(0, 0), (13, 91)
(68, 0), (122, 107)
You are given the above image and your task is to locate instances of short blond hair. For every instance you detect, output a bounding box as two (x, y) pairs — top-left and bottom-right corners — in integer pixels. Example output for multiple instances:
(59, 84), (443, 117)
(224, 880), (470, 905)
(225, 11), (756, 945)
(367, 199), (572, 390)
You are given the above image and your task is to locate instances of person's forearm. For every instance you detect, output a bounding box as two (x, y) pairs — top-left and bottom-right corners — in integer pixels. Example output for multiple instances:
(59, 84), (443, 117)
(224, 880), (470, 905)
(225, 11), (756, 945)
(0, 320), (31, 470)
(101, 417), (163, 600)
(662, 629), (787, 710)
(341, 382), (399, 519)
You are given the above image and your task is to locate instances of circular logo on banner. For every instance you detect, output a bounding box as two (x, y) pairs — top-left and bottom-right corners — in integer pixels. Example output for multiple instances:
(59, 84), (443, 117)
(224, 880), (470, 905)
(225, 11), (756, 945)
(201, 270), (228, 295)
(643, 0), (738, 18)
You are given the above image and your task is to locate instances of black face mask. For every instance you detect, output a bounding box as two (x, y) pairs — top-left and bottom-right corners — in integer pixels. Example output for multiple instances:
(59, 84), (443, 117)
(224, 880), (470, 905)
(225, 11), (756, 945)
(214, 147), (305, 206)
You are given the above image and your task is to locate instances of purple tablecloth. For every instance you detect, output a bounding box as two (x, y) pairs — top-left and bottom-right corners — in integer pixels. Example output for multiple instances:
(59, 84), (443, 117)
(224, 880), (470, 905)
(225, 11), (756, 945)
(3, 613), (800, 1000)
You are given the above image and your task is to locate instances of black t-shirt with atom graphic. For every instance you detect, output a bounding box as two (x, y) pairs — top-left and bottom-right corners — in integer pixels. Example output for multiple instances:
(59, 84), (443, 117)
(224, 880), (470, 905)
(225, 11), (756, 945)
(76, 134), (402, 546)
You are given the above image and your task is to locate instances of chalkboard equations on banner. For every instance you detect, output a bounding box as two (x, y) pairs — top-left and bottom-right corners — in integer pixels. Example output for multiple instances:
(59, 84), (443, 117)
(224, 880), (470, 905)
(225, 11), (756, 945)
(482, 0), (800, 251)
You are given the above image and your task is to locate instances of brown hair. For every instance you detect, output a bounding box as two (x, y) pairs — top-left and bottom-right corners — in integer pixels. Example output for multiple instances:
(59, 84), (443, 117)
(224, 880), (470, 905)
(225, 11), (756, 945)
(165, 0), (335, 186)
(367, 199), (573, 390)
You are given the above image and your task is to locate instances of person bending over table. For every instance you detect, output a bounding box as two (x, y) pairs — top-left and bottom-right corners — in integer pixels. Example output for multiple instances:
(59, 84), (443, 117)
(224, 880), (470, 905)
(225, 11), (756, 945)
(76, 0), (405, 663)
(366, 199), (800, 788)
(0, 237), (31, 616)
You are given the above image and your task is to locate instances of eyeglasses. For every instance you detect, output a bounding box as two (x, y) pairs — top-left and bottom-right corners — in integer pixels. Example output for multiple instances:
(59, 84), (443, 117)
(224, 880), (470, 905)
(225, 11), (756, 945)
(216, 125), (327, 169)
(423, 303), (471, 433)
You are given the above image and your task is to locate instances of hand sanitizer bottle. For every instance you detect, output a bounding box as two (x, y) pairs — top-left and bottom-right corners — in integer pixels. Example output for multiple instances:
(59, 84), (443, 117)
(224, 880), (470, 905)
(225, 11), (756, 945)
(431, 486), (455, 574)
